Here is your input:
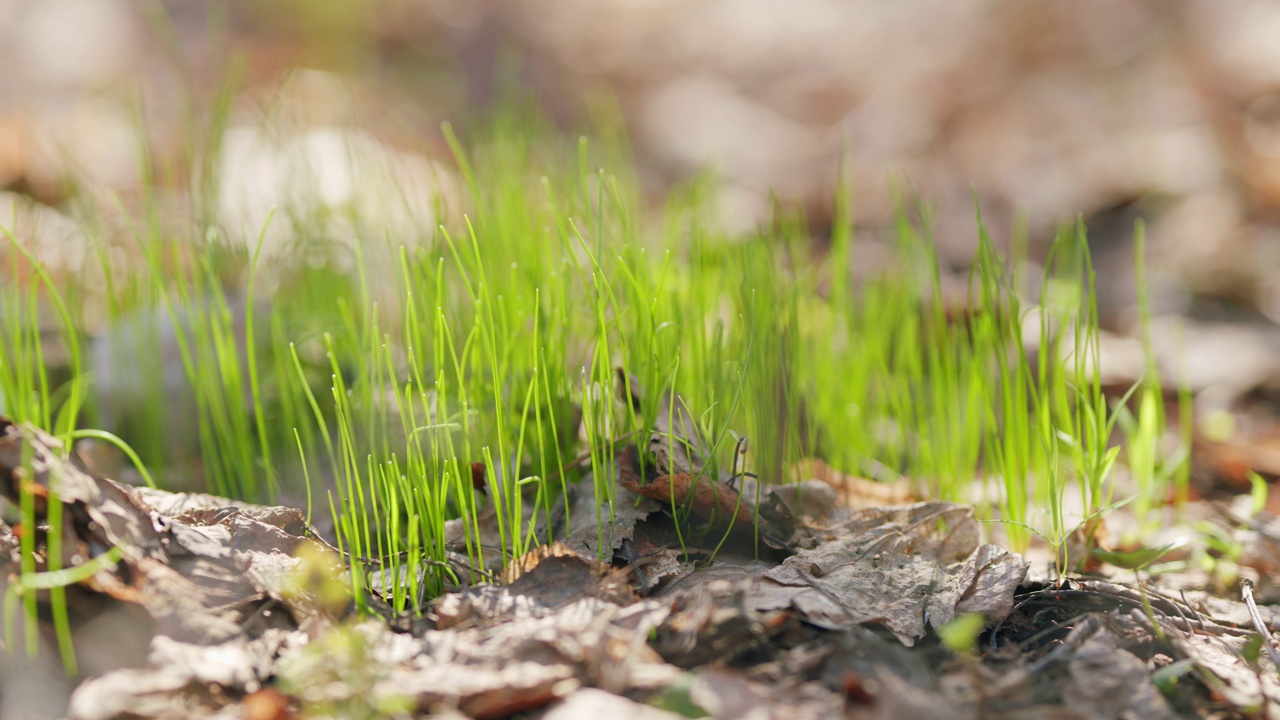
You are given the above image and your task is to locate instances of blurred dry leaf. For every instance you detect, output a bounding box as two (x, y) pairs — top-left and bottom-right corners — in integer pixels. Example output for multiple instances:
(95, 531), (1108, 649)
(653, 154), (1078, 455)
(793, 457), (917, 510)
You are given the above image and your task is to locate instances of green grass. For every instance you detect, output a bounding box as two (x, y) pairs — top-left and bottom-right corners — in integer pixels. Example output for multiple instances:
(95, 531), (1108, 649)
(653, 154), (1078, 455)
(0, 101), (1187, 652)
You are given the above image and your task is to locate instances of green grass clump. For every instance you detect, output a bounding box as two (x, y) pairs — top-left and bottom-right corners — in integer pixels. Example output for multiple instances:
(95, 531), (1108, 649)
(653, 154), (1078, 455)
(0, 102), (1185, 631)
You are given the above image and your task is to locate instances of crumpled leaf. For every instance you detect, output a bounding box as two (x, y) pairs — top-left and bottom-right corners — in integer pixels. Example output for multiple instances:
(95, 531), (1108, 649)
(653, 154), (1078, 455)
(1173, 631), (1280, 718)
(616, 447), (800, 553)
(560, 457), (661, 559)
(435, 543), (637, 629)
(747, 475), (838, 522)
(0, 419), (166, 564)
(763, 502), (1027, 645)
(0, 420), (334, 643)
(623, 472), (755, 530)
(397, 598), (681, 715)
(67, 631), (296, 720)
(651, 576), (796, 668)
(1065, 629), (1178, 720)
(629, 546), (694, 593)
(732, 476), (817, 549)
(792, 458), (917, 513)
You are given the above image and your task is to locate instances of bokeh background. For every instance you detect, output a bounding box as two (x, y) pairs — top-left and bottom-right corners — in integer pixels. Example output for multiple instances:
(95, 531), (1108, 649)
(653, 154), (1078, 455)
(5, 1), (1280, 301)
(6, 0), (1280, 486)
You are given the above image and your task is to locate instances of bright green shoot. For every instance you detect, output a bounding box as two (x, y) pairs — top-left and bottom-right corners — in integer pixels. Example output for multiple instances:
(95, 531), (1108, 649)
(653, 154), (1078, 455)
(0, 101), (1187, 634)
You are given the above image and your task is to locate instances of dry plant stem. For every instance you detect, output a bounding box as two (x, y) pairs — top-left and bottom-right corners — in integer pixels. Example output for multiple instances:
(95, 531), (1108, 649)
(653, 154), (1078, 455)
(1075, 581), (1245, 637)
(1241, 580), (1280, 671)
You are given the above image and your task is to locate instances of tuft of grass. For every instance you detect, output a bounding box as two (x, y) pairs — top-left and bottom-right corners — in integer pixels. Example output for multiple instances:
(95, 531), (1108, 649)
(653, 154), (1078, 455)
(0, 98), (1188, 639)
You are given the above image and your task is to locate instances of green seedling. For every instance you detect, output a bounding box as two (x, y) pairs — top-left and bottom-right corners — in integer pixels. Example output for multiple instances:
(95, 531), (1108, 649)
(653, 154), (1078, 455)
(938, 612), (986, 657)
(0, 90), (1185, 653)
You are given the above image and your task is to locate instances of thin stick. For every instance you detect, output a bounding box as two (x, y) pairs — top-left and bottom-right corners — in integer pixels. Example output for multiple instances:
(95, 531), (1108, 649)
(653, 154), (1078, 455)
(1241, 580), (1280, 670)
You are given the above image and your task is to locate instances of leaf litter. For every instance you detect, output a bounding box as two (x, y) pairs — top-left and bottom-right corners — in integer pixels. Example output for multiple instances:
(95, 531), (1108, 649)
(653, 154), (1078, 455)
(1, 417), (1278, 719)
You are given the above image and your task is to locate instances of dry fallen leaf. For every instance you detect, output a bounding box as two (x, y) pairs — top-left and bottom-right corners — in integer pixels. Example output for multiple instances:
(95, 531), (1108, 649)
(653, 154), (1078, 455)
(764, 502), (1028, 645)
(792, 457), (917, 511)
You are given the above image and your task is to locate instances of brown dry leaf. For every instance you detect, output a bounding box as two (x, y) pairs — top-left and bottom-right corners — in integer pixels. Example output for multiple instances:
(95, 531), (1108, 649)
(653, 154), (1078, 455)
(1064, 629), (1178, 720)
(0, 420), (166, 564)
(805, 627), (945, 713)
(623, 468), (804, 554)
(625, 472), (756, 530)
(435, 542), (637, 629)
(560, 458), (662, 558)
(502, 541), (638, 607)
(793, 458), (917, 510)
(1173, 632), (1280, 718)
(0, 420), (335, 643)
(67, 632), (297, 720)
(422, 667), (571, 719)
(763, 502), (1027, 645)
(744, 477), (838, 521)
(401, 598), (681, 714)
(651, 576), (796, 668)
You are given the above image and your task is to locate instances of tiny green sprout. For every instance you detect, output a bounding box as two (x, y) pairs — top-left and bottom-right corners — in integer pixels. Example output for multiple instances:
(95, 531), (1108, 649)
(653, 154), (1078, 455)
(1202, 410), (1236, 443)
(1242, 633), (1265, 665)
(938, 612), (986, 656)
(1151, 658), (1196, 695)
(651, 676), (711, 718)
(1248, 471), (1269, 516)
(284, 542), (351, 618)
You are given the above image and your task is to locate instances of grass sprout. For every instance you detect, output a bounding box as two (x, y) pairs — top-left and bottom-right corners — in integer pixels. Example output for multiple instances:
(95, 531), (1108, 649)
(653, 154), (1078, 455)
(0, 102), (1187, 655)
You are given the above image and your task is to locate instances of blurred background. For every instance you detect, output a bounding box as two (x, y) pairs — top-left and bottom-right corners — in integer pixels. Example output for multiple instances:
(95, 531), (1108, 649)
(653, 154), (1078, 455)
(4, 1), (1280, 301)
(6, 0), (1280, 488)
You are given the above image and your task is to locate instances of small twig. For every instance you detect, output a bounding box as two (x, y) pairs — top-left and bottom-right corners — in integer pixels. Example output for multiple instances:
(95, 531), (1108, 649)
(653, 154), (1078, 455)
(1076, 580), (1246, 636)
(1241, 580), (1280, 671)
(1179, 589), (1209, 634)
(726, 435), (749, 490)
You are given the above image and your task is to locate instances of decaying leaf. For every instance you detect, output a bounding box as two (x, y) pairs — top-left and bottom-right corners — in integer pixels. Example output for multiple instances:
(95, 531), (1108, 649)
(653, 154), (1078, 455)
(651, 577), (796, 667)
(404, 598), (681, 715)
(0, 418), (353, 719)
(1064, 628), (1178, 720)
(0, 422), (344, 640)
(11, 412), (1279, 720)
(435, 542), (637, 629)
(623, 471), (755, 530)
(500, 541), (636, 609)
(68, 632), (296, 720)
(763, 502), (1028, 645)
(792, 457), (917, 512)
(559, 466), (662, 559)
(1173, 630), (1280, 717)
(614, 444), (803, 553)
